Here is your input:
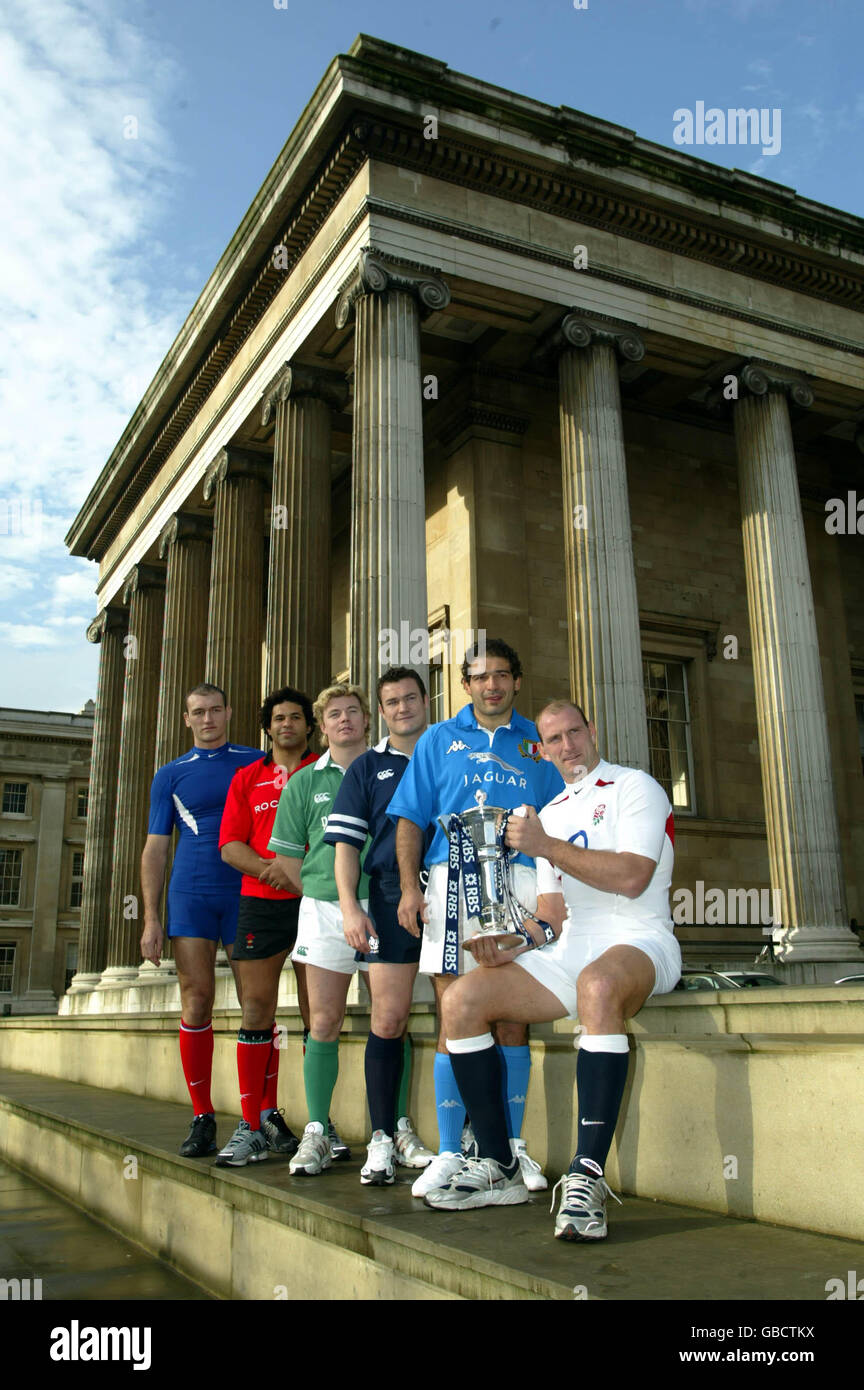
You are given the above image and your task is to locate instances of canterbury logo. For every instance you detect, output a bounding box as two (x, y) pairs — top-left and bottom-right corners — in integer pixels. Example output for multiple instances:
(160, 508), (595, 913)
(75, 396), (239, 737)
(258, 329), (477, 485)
(446, 740), (470, 754)
(313, 792), (330, 804)
(376, 769), (395, 780)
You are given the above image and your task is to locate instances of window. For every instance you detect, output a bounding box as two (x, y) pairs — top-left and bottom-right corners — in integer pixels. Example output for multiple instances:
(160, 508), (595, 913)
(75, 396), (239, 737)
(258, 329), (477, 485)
(76, 786), (89, 818)
(70, 850), (85, 909)
(428, 605), (452, 725)
(643, 658), (695, 813)
(0, 945), (15, 993)
(429, 660), (446, 725)
(2, 782), (28, 816)
(0, 849), (22, 906)
(64, 942), (78, 993)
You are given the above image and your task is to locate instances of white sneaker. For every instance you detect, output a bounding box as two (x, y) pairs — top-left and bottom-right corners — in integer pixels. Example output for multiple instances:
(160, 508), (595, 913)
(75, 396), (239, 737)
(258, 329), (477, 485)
(288, 1121), (332, 1176)
(394, 1117), (435, 1168)
(411, 1150), (464, 1197)
(511, 1137), (548, 1192)
(424, 1155), (529, 1211)
(360, 1131), (395, 1186)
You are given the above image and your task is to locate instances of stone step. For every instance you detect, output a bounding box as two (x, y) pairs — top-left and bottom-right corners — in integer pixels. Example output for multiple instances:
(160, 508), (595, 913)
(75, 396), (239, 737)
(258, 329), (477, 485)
(2, 1067), (861, 1303)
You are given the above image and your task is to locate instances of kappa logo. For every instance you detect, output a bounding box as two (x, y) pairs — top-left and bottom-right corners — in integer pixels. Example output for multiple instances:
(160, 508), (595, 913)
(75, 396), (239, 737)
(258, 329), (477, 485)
(446, 739), (470, 754)
(376, 769), (395, 780)
(313, 792), (330, 803)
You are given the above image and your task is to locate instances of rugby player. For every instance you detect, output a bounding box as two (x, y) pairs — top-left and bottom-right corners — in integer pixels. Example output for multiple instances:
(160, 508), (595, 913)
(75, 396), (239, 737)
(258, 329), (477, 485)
(214, 686), (317, 1166)
(325, 666), (435, 1185)
(390, 639), (563, 1197)
(426, 699), (681, 1241)
(266, 683), (370, 1176)
(140, 683), (263, 1157)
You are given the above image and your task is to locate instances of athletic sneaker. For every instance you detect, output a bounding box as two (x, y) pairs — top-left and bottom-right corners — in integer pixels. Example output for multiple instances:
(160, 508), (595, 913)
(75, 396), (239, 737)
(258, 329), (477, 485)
(461, 1123), (477, 1158)
(511, 1137), (548, 1192)
(360, 1131), (396, 1186)
(394, 1117), (434, 1168)
(327, 1119), (351, 1162)
(550, 1168), (622, 1241)
(179, 1113), (217, 1157)
(411, 1150), (464, 1198)
(214, 1120), (268, 1167)
(260, 1109), (299, 1156)
(423, 1155), (529, 1211)
(289, 1122), (332, 1176)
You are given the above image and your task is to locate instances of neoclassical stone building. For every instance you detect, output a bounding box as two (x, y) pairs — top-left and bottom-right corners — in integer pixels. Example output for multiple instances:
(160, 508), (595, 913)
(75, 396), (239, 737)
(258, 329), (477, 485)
(65, 35), (864, 1003)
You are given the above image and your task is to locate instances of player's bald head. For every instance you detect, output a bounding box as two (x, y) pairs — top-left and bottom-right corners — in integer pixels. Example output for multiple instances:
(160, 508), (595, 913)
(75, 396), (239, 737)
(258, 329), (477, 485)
(535, 699), (591, 741)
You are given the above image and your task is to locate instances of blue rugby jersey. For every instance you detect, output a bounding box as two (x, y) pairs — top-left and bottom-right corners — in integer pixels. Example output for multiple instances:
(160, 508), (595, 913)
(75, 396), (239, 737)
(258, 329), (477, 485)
(323, 737), (429, 890)
(148, 742), (264, 893)
(386, 704), (563, 867)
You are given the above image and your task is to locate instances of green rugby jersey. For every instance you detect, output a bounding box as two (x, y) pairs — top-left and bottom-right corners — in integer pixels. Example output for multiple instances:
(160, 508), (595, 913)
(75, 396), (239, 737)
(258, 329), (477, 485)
(268, 749), (369, 902)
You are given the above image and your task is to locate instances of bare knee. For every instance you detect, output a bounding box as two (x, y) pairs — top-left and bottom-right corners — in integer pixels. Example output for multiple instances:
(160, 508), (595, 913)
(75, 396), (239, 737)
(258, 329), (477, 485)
(576, 970), (621, 1026)
(242, 993), (276, 1031)
(371, 1007), (408, 1039)
(180, 987), (214, 1027)
(309, 1005), (345, 1041)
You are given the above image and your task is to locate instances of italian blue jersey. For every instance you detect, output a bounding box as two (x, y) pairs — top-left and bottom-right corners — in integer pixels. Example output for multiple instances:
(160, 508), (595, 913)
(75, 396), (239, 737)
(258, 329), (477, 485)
(148, 742), (263, 894)
(386, 704), (563, 867)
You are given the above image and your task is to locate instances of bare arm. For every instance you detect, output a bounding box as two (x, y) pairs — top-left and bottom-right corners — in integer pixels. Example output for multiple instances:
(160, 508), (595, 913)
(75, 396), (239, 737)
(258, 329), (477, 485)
(334, 842), (376, 951)
(396, 818), (427, 936)
(464, 892), (567, 967)
(505, 808), (656, 899)
(258, 852), (303, 895)
(221, 840), (270, 878)
(140, 833), (170, 965)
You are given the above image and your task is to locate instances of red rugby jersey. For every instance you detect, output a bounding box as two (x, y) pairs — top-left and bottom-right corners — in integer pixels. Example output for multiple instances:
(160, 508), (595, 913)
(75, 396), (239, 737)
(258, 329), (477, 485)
(218, 750), (317, 899)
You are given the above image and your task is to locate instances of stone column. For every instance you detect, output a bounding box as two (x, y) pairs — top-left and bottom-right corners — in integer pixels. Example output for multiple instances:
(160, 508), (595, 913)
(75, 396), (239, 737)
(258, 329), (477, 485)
(23, 776), (67, 1008)
(101, 563), (166, 983)
(156, 512), (212, 767)
(336, 248), (450, 734)
(733, 362), (860, 972)
(65, 605), (128, 999)
(204, 447), (267, 748)
(543, 313), (649, 770)
(261, 363), (347, 696)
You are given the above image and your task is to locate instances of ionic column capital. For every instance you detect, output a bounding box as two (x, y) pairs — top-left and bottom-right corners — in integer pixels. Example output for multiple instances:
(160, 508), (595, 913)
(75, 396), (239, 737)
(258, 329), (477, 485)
(203, 446), (270, 501)
(738, 360), (814, 409)
(261, 362), (348, 426)
(121, 563), (165, 606)
(335, 246), (450, 329)
(158, 511), (212, 559)
(537, 311), (645, 366)
(86, 603), (127, 644)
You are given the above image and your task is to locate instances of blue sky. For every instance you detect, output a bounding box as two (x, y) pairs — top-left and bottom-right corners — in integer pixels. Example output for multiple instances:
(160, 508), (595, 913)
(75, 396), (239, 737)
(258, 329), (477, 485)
(1, 0), (861, 712)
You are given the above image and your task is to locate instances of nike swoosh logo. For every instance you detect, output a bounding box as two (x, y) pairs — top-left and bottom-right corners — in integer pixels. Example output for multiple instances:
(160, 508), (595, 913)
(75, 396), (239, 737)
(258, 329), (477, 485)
(580, 1119), (603, 1125)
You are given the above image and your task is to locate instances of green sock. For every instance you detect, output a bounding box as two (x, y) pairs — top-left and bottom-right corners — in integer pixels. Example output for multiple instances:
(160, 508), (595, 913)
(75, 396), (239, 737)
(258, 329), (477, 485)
(304, 1037), (339, 1128)
(396, 1035), (412, 1121)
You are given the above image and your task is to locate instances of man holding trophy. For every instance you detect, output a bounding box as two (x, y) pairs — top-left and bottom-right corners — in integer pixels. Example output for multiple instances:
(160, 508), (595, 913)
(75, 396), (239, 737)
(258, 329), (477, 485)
(425, 700), (681, 1242)
(392, 639), (563, 1198)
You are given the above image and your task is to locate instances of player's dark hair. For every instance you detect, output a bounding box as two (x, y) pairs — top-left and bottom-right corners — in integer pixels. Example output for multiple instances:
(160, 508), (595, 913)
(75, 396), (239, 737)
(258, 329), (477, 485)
(376, 666), (427, 705)
(259, 685), (315, 738)
(185, 682), (227, 709)
(535, 699), (591, 740)
(460, 637), (522, 684)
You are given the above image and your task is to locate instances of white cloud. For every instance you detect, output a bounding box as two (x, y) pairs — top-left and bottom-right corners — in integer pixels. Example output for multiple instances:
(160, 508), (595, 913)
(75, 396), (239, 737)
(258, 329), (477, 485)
(0, 0), (187, 705)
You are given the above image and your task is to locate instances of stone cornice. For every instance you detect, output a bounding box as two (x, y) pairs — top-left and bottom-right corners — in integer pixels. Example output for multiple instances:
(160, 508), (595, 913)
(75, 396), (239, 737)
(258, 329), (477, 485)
(334, 246), (450, 327)
(158, 511), (213, 559)
(261, 362), (348, 425)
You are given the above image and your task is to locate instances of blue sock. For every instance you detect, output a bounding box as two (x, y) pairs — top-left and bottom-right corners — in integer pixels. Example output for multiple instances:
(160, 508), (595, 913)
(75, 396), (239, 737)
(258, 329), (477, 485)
(433, 1052), (465, 1153)
(498, 1044), (531, 1139)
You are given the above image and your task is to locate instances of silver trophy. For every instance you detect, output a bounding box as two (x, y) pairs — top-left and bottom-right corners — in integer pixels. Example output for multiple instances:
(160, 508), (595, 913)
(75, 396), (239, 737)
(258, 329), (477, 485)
(438, 791), (530, 950)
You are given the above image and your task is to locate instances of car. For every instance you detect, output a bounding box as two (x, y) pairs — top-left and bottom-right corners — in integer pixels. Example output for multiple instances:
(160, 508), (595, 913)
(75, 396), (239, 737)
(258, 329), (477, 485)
(674, 969), (783, 992)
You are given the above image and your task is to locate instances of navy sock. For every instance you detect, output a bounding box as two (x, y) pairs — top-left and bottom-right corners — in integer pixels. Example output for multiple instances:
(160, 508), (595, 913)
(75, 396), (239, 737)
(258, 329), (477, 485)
(571, 1046), (629, 1174)
(364, 1031), (402, 1136)
(448, 1040), (514, 1170)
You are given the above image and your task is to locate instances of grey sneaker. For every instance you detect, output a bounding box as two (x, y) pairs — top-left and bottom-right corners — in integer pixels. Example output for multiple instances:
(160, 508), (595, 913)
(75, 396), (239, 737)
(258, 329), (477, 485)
(327, 1119), (351, 1162)
(550, 1167), (622, 1241)
(214, 1119), (268, 1167)
(424, 1155), (529, 1211)
(394, 1117), (435, 1168)
(290, 1121), (332, 1176)
(360, 1131), (396, 1186)
(260, 1109), (299, 1156)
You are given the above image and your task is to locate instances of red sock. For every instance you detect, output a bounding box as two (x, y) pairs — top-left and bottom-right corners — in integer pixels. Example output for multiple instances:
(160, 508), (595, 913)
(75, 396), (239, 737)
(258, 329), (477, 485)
(261, 1023), (280, 1113)
(237, 1027), (272, 1128)
(179, 1020), (214, 1115)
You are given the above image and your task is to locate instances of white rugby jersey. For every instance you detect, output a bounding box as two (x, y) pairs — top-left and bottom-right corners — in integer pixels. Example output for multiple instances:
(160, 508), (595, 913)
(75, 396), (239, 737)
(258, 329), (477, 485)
(536, 758), (674, 935)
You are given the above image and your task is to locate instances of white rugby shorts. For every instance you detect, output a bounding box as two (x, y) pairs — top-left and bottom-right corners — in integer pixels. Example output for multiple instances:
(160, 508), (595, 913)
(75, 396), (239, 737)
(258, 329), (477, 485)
(291, 896), (370, 975)
(515, 923), (682, 1016)
(420, 861), (538, 976)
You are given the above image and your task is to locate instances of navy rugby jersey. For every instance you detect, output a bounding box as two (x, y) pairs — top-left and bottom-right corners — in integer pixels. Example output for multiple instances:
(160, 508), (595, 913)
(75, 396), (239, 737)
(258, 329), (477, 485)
(148, 742), (263, 893)
(323, 737), (430, 893)
(387, 704), (563, 868)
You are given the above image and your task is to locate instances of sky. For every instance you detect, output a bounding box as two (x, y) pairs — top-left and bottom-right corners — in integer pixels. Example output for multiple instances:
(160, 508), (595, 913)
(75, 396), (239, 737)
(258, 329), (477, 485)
(1, 0), (861, 714)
